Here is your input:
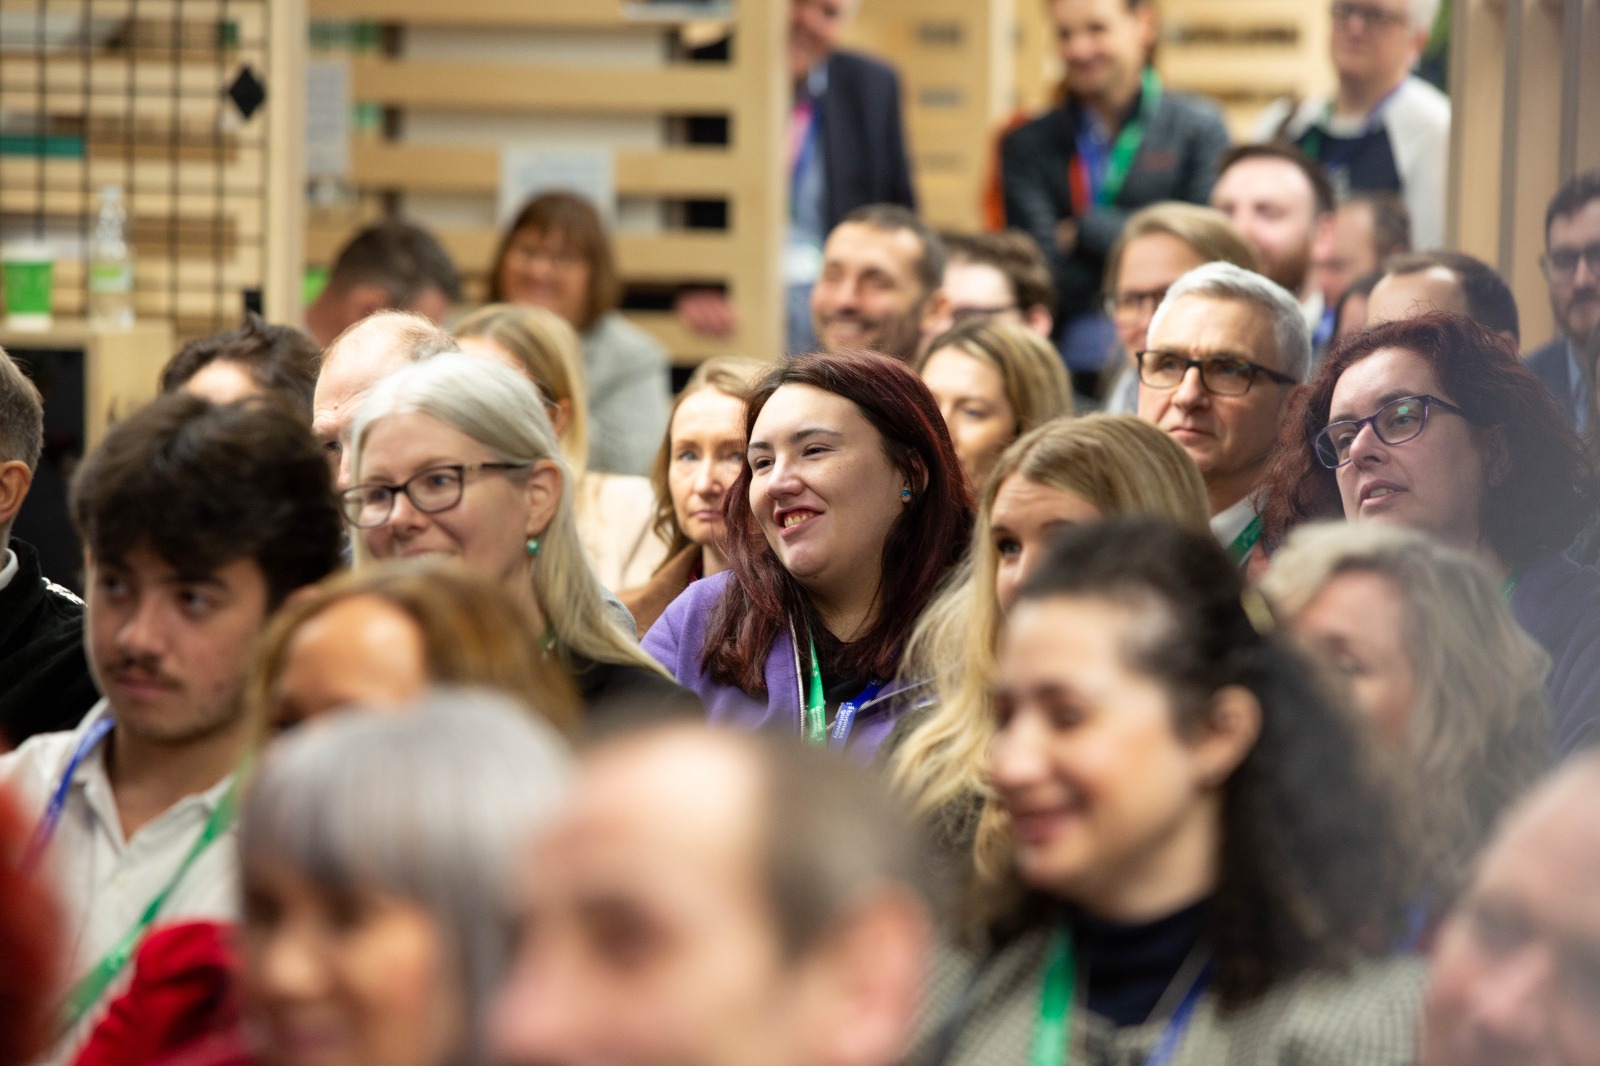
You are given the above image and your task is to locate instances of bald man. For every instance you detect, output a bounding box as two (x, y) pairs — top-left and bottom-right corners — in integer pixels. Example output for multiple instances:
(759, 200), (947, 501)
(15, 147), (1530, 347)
(1422, 754), (1600, 1065)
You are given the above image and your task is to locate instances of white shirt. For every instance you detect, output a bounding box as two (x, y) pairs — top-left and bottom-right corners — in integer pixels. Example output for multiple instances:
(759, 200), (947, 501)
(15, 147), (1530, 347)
(0, 547), (17, 594)
(0, 700), (241, 1061)
(1211, 493), (1264, 564)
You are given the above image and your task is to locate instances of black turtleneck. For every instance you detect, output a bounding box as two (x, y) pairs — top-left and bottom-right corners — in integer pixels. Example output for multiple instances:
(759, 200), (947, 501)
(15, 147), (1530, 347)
(1068, 899), (1208, 1028)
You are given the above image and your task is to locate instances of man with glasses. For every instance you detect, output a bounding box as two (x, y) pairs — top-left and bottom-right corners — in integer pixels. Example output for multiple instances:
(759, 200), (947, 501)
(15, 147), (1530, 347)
(918, 230), (1056, 352)
(1257, 0), (1448, 251)
(1527, 172), (1600, 435)
(1137, 262), (1310, 567)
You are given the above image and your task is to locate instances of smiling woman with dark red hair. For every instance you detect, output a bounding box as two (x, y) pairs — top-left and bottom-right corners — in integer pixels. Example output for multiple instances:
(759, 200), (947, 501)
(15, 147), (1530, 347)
(643, 350), (974, 758)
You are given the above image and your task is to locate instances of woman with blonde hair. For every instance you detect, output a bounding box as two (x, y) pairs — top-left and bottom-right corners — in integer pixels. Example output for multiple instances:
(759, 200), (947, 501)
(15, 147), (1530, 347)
(1101, 202), (1260, 413)
(454, 303), (668, 590)
(621, 355), (765, 633)
(346, 353), (697, 720)
(914, 318), (1074, 489)
(245, 557), (582, 735)
(889, 415), (1210, 875)
(1261, 521), (1550, 920)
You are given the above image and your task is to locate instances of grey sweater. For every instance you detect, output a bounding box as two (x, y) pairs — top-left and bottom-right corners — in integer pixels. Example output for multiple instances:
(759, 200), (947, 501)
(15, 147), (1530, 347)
(581, 311), (673, 477)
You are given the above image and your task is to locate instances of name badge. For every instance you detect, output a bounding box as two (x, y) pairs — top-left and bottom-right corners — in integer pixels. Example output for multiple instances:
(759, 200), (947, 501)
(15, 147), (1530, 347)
(783, 241), (824, 286)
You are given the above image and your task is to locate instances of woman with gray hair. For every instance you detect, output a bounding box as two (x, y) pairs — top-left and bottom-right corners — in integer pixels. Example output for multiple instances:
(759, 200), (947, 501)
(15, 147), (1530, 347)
(238, 690), (570, 1066)
(1261, 522), (1550, 930)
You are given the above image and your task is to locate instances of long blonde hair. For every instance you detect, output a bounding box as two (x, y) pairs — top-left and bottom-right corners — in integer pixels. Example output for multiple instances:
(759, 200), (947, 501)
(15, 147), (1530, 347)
(915, 318), (1074, 439)
(890, 416), (1211, 842)
(349, 354), (668, 679)
(647, 355), (766, 561)
(454, 303), (591, 477)
(1260, 521), (1550, 904)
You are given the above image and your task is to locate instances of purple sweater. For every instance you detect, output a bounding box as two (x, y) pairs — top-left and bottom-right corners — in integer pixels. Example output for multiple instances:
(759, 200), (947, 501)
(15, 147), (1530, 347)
(1510, 552), (1600, 755)
(641, 571), (917, 760)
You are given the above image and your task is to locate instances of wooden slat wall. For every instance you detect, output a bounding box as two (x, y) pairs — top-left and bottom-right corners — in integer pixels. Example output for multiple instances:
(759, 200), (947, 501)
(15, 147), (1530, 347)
(841, 0), (1013, 232)
(1450, 0), (1600, 350)
(303, 0), (786, 368)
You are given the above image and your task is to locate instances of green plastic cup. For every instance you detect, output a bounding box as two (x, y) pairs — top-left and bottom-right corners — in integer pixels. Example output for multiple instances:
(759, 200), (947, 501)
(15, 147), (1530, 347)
(1, 240), (55, 330)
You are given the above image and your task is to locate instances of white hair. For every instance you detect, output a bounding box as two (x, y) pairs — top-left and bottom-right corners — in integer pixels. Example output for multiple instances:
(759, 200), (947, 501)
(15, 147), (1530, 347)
(239, 689), (571, 1066)
(1146, 261), (1312, 382)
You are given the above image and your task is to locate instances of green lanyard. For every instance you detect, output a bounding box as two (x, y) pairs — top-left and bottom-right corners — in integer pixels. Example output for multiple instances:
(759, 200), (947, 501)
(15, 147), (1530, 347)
(1226, 514), (1264, 567)
(1033, 926), (1078, 1066)
(1099, 67), (1162, 207)
(803, 626), (828, 746)
(57, 774), (242, 1035)
(1501, 565), (1525, 603)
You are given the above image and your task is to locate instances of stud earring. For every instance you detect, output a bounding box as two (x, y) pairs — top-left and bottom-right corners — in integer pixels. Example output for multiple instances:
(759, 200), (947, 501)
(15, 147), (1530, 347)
(526, 537), (541, 556)
(900, 488), (912, 501)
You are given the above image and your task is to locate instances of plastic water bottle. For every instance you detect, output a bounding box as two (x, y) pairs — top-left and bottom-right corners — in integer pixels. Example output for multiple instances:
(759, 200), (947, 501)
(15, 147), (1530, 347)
(89, 185), (134, 328)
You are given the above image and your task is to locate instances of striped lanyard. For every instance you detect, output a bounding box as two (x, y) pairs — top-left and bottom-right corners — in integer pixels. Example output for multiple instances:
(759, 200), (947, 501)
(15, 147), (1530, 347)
(1068, 67), (1162, 216)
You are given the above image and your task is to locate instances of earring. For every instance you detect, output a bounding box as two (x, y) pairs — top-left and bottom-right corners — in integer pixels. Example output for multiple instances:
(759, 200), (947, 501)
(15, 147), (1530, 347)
(526, 537), (541, 556)
(900, 488), (912, 501)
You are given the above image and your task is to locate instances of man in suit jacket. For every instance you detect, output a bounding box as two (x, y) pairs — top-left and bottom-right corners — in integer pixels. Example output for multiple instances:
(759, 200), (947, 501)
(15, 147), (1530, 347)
(678, 0), (916, 353)
(1526, 172), (1600, 435)
(1001, 0), (1230, 394)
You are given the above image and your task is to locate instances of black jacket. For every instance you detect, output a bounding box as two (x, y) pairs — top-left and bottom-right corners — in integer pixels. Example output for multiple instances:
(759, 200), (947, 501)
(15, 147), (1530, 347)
(1526, 338), (1583, 433)
(0, 539), (99, 748)
(1001, 87), (1230, 323)
(814, 49), (916, 231)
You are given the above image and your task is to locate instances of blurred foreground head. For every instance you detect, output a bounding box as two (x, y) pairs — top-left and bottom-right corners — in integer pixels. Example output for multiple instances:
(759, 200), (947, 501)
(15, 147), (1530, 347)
(492, 723), (933, 1066)
(1423, 754), (1600, 1066)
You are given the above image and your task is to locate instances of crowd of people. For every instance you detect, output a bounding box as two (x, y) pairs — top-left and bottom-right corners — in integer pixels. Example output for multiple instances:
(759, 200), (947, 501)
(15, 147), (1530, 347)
(2, 0), (1600, 1063)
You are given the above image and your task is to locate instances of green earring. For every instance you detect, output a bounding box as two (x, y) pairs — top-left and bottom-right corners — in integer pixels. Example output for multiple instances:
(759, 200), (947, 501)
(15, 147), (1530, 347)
(526, 537), (541, 556)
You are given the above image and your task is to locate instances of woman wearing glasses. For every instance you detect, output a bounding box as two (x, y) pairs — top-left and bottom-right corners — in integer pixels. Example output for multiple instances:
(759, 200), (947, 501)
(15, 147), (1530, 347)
(344, 353), (697, 724)
(1262, 312), (1600, 754)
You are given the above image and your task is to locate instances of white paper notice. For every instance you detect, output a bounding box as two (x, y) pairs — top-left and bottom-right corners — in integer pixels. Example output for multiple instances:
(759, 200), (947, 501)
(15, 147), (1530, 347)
(498, 146), (615, 226)
(305, 58), (351, 179)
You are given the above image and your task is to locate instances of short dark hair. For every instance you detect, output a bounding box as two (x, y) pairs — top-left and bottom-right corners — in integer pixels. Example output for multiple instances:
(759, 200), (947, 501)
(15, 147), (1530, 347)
(1010, 519), (1408, 1008)
(1218, 143), (1337, 217)
(0, 348), (43, 472)
(754, 732), (934, 955)
(1261, 312), (1599, 567)
(839, 204), (948, 297)
(704, 351), (974, 693)
(942, 230), (1056, 314)
(1382, 250), (1521, 343)
(1343, 191), (1411, 260)
(1545, 170), (1600, 246)
(70, 394), (343, 608)
(488, 192), (619, 330)
(327, 220), (463, 306)
(159, 314), (320, 421)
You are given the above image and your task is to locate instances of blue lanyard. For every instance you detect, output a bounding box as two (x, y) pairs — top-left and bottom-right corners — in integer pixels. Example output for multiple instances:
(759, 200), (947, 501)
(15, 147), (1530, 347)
(22, 715), (115, 875)
(830, 680), (885, 746)
(803, 627), (884, 748)
(1033, 926), (1211, 1066)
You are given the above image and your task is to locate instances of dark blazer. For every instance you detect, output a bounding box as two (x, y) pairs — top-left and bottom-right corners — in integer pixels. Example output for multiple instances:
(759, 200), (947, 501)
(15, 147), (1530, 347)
(816, 49), (917, 231)
(1001, 88), (1230, 323)
(1526, 338), (1582, 432)
(0, 539), (99, 748)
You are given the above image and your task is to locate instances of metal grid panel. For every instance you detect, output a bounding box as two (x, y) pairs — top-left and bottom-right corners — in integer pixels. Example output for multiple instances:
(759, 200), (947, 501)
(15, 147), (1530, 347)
(0, 0), (275, 339)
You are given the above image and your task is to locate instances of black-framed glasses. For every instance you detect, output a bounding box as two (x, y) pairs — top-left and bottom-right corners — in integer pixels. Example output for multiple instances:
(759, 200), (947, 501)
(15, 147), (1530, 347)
(1542, 242), (1600, 281)
(1330, 1), (1408, 30)
(1311, 394), (1467, 469)
(1135, 349), (1298, 396)
(339, 462), (530, 528)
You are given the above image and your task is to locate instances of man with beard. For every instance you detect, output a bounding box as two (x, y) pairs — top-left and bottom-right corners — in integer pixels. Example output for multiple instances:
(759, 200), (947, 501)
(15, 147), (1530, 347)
(1211, 143), (1337, 345)
(0, 395), (342, 1057)
(810, 204), (947, 363)
(1526, 172), (1600, 435)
